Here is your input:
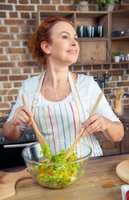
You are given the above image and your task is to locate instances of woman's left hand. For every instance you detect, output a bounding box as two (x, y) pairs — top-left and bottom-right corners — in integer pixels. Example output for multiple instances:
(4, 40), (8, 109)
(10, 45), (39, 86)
(82, 114), (110, 135)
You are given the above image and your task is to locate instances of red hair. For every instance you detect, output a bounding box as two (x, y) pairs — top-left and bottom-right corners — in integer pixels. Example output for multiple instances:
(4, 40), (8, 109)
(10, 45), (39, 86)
(28, 15), (73, 67)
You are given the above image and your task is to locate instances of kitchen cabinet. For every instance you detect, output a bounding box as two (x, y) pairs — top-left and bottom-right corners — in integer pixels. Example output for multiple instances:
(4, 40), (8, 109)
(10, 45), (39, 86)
(36, 8), (129, 65)
(111, 9), (129, 63)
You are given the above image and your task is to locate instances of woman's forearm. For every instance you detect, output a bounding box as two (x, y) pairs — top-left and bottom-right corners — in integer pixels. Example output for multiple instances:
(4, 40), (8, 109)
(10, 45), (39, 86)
(3, 120), (22, 140)
(105, 120), (124, 142)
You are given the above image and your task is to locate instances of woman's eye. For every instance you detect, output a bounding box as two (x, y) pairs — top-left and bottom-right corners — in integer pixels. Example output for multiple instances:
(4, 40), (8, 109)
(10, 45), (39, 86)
(62, 35), (68, 39)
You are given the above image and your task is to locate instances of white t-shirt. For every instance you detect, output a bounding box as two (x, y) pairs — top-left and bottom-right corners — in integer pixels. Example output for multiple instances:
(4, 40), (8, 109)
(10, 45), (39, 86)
(8, 73), (119, 157)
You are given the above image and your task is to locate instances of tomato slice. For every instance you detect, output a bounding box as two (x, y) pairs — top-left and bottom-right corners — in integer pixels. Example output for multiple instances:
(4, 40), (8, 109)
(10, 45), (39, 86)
(126, 190), (129, 200)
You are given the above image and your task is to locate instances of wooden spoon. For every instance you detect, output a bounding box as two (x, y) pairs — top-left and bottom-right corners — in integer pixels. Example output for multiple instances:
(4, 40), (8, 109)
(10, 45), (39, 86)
(21, 95), (46, 145)
(66, 92), (103, 159)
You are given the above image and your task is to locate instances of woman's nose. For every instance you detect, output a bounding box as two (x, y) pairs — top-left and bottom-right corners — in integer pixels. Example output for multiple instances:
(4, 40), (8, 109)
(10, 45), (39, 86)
(71, 39), (77, 46)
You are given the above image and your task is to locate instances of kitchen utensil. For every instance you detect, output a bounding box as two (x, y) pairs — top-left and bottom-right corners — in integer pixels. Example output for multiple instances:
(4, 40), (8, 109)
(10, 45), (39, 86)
(66, 91), (103, 160)
(116, 160), (129, 184)
(0, 168), (31, 200)
(21, 95), (46, 145)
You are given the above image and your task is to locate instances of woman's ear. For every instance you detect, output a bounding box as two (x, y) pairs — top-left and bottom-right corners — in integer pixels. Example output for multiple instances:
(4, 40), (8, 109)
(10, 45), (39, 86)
(40, 41), (51, 55)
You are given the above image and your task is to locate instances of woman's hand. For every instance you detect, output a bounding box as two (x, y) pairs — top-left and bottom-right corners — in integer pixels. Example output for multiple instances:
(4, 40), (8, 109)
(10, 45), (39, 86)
(12, 106), (32, 126)
(82, 114), (110, 135)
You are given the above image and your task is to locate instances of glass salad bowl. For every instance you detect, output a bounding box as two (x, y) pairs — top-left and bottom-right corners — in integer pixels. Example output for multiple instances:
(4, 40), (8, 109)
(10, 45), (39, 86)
(22, 142), (92, 189)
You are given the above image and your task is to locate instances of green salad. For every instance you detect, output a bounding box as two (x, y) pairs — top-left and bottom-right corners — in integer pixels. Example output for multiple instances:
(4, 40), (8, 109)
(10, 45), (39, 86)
(30, 143), (82, 188)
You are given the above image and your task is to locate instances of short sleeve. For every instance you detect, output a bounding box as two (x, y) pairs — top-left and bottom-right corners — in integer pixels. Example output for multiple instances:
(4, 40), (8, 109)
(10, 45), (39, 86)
(89, 78), (119, 122)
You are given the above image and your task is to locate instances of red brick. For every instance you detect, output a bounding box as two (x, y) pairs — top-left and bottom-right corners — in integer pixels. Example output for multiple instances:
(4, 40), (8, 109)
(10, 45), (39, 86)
(13, 82), (22, 87)
(9, 12), (18, 18)
(21, 12), (30, 18)
(23, 68), (32, 73)
(41, 0), (50, 3)
(0, 76), (8, 81)
(4, 96), (14, 101)
(0, 62), (15, 68)
(7, 89), (18, 95)
(11, 68), (21, 75)
(9, 75), (28, 81)
(0, 41), (9, 47)
(8, 0), (17, 3)
(26, 20), (36, 25)
(0, 4), (13, 10)
(0, 90), (8, 95)
(11, 41), (20, 46)
(0, 55), (8, 61)
(16, 5), (34, 11)
(10, 27), (19, 33)
(5, 19), (25, 25)
(20, 26), (30, 33)
(3, 82), (12, 88)
(63, 0), (72, 3)
(0, 34), (14, 40)
(31, 0), (40, 3)
(0, 27), (7, 32)
(18, 61), (37, 67)
(19, 0), (28, 3)
(52, 0), (60, 3)
(33, 68), (41, 73)
(31, 12), (37, 19)
(17, 33), (30, 40)
(9, 55), (20, 61)
(6, 48), (26, 54)
(58, 5), (74, 11)
(38, 5), (56, 11)
(0, 103), (10, 108)
(0, 12), (6, 18)
(0, 48), (3, 53)
(0, 69), (10, 74)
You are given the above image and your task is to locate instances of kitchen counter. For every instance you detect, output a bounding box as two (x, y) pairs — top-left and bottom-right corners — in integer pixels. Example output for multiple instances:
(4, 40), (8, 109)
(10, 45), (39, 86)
(5, 154), (129, 200)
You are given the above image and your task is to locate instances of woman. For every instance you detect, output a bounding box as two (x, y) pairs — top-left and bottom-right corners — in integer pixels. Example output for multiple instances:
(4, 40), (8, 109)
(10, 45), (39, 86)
(4, 15), (124, 157)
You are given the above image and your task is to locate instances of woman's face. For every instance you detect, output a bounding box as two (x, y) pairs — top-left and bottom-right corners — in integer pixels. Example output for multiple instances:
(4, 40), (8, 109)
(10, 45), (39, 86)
(42, 21), (80, 66)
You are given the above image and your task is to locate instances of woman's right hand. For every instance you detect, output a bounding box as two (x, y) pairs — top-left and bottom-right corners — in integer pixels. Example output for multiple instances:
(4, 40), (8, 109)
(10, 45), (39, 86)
(12, 106), (32, 126)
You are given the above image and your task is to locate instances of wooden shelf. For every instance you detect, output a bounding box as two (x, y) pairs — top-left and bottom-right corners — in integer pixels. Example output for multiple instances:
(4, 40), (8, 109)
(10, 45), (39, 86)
(76, 11), (108, 18)
(111, 61), (129, 64)
(76, 61), (108, 65)
(78, 37), (108, 41)
(112, 36), (129, 40)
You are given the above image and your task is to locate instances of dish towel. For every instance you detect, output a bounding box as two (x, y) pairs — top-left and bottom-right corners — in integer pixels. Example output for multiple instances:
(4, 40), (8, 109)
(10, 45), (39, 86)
(121, 185), (129, 200)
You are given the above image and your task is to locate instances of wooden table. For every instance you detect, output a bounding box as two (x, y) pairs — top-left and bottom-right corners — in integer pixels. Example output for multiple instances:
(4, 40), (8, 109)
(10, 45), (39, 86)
(6, 154), (129, 200)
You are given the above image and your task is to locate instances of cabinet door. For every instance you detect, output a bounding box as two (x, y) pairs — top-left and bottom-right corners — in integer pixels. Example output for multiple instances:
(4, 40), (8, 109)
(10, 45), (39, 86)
(78, 39), (107, 64)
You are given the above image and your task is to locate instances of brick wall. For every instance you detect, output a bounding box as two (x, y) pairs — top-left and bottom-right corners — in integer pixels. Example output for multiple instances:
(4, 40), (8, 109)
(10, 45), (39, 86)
(0, 0), (129, 116)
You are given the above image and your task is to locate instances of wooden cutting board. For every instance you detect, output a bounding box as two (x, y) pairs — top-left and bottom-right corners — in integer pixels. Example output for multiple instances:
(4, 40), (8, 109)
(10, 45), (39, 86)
(0, 168), (31, 200)
(116, 160), (129, 184)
